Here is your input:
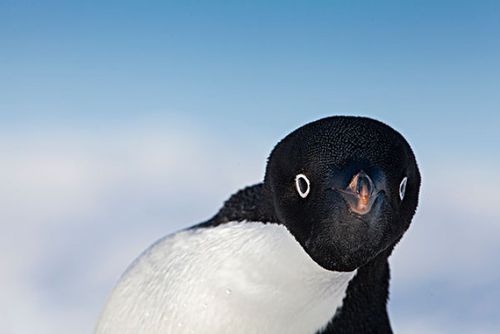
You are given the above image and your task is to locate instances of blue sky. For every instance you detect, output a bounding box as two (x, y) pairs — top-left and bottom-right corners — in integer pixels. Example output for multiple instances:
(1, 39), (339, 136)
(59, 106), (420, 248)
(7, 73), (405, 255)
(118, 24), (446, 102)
(1, 1), (500, 333)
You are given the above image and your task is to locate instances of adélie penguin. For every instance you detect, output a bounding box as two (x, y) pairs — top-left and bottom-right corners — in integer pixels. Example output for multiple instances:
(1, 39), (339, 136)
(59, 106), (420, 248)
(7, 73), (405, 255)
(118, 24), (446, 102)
(95, 116), (421, 334)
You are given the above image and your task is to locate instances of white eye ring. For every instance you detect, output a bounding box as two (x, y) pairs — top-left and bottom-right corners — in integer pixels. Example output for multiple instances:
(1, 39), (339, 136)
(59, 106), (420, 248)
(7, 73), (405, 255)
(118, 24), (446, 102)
(295, 174), (310, 198)
(399, 177), (408, 201)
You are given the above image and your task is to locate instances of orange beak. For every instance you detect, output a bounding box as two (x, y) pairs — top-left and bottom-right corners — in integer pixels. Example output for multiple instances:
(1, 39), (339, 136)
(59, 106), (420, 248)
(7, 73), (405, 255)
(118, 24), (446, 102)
(339, 171), (376, 215)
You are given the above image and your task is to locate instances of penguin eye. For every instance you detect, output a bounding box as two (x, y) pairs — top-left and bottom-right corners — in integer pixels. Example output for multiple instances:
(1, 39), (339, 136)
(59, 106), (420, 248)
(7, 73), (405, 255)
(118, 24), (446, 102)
(399, 177), (408, 201)
(295, 174), (310, 198)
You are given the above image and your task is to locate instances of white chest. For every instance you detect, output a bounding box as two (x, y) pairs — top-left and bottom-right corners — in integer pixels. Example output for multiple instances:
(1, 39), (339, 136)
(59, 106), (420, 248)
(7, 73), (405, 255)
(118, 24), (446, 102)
(96, 222), (357, 334)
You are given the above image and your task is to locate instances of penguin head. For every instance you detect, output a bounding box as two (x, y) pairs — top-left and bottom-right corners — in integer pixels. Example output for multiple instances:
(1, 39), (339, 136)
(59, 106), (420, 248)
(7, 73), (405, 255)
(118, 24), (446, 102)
(264, 116), (421, 272)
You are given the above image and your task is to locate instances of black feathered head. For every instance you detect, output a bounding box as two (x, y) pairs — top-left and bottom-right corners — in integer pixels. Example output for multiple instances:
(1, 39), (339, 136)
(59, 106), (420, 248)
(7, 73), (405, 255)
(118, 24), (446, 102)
(264, 116), (421, 271)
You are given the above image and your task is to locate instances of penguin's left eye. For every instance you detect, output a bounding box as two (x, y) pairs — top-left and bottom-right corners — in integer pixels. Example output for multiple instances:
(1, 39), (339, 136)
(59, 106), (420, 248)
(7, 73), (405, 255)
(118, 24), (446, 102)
(295, 174), (310, 198)
(399, 177), (408, 201)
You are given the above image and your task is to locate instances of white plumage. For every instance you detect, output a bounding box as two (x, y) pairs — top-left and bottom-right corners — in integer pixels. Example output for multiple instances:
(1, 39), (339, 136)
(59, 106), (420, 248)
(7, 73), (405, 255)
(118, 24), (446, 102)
(95, 222), (356, 334)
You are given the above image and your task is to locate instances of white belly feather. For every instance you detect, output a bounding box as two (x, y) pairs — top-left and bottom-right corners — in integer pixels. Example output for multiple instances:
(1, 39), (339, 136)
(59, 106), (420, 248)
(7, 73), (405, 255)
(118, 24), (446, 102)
(95, 222), (356, 334)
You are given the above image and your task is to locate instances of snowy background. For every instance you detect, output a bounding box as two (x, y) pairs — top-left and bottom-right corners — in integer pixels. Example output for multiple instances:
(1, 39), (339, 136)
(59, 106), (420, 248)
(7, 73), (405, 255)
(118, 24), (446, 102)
(1, 1), (499, 333)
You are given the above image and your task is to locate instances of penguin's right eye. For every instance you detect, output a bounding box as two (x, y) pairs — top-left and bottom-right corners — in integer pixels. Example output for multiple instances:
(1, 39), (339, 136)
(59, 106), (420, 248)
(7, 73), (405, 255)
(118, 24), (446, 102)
(295, 174), (310, 198)
(399, 177), (408, 201)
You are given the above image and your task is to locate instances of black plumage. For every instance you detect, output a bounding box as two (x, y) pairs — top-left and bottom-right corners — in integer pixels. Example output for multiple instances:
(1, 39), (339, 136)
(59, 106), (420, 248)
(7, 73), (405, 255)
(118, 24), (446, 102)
(197, 116), (421, 333)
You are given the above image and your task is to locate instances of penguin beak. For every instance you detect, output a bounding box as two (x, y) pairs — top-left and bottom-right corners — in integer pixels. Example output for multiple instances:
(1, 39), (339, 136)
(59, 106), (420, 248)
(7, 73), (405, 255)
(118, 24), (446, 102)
(337, 171), (377, 215)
